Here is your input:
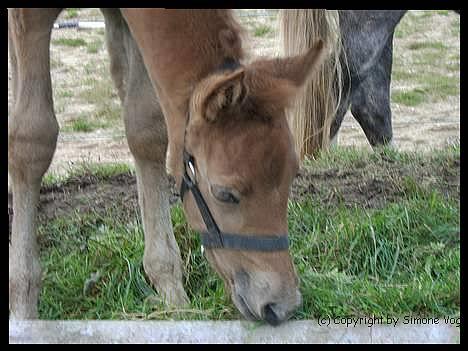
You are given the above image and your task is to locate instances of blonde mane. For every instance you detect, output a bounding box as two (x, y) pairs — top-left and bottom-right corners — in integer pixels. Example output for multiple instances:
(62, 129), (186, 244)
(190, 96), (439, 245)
(279, 9), (344, 159)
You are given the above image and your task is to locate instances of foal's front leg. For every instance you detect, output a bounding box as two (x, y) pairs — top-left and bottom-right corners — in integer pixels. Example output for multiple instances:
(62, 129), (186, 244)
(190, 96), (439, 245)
(8, 8), (62, 319)
(114, 34), (189, 306)
(133, 159), (189, 306)
(124, 100), (189, 306)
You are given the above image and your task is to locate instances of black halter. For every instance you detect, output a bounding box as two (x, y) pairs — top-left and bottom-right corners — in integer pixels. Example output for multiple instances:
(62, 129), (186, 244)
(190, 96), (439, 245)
(179, 57), (289, 251)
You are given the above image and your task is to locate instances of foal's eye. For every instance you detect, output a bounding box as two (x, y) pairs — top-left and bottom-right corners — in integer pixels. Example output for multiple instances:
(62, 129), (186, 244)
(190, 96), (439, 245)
(211, 185), (240, 204)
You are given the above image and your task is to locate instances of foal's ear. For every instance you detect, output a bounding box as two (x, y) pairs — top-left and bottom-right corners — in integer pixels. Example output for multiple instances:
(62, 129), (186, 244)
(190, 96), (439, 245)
(194, 68), (246, 122)
(244, 40), (327, 116)
(256, 39), (328, 88)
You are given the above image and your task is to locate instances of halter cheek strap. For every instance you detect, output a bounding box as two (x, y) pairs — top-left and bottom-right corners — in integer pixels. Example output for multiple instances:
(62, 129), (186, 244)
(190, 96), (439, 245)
(179, 150), (289, 251)
(180, 150), (224, 247)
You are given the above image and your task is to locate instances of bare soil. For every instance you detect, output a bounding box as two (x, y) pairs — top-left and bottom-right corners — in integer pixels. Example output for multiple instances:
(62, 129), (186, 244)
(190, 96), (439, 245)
(7, 148), (458, 237)
(291, 153), (460, 209)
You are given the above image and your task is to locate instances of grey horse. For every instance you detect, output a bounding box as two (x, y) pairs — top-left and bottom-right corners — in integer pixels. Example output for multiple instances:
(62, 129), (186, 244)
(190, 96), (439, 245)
(331, 10), (459, 146)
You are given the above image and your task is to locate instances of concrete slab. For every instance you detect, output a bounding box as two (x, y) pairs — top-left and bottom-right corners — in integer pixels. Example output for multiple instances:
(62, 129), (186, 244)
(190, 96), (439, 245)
(9, 320), (460, 344)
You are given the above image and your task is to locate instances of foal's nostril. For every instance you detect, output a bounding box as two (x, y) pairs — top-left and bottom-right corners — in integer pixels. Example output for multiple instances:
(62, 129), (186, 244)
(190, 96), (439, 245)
(262, 303), (282, 326)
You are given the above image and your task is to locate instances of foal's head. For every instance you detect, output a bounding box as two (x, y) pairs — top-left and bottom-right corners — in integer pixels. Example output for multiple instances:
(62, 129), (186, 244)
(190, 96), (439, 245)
(182, 40), (327, 325)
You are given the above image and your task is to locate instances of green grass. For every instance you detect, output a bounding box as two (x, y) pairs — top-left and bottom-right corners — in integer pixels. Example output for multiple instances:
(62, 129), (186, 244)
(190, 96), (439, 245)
(65, 8), (79, 19)
(65, 65), (122, 130)
(391, 69), (414, 82)
(451, 18), (460, 36)
(54, 101), (66, 114)
(42, 162), (134, 188)
(253, 24), (273, 37)
(394, 11), (420, 38)
(313, 142), (459, 172)
(38, 197), (233, 320)
(50, 57), (64, 69)
(36, 145), (459, 320)
(288, 194), (459, 319)
(391, 11), (459, 107)
(87, 39), (103, 54)
(391, 72), (459, 107)
(65, 117), (100, 132)
(61, 113), (119, 132)
(57, 89), (73, 99)
(93, 101), (121, 121)
(408, 41), (447, 51)
(61, 102), (121, 132)
(414, 49), (448, 67)
(52, 38), (87, 48)
(392, 89), (427, 106)
(418, 74), (459, 98)
(392, 10), (460, 107)
(79, 69), (118, 106)
(447, 54), (460, 72)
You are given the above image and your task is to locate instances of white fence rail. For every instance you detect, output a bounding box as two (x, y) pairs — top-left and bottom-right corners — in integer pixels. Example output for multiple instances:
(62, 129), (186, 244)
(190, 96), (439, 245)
(10, 320), (460, 344)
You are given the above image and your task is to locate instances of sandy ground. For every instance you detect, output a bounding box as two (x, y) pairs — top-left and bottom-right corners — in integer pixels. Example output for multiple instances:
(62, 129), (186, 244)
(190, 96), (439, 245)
(7, 10), (460, 176)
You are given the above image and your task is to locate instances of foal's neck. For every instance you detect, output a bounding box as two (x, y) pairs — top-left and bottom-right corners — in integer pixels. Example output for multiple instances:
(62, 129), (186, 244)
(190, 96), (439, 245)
(192, 10), (246, 79)
(123, 9), (245, 97)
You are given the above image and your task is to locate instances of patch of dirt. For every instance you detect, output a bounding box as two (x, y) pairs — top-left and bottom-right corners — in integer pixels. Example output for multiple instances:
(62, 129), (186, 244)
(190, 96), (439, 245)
(291, 154), (460, 208)
(38, 173), (138, 221)
(8, 150), (459, 239)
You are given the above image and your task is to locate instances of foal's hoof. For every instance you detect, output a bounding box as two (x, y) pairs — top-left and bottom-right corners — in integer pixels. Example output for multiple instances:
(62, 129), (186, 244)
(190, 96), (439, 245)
(162, 287), (190, 308)
(144, 271), (190, 307)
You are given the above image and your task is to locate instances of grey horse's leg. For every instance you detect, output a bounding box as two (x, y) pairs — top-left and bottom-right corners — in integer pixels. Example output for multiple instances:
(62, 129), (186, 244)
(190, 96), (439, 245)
(8, 8), (63, 319)
(102, 9), (189, 306)
(333, 10), (405, 147)
(350, 36), (394, 147)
